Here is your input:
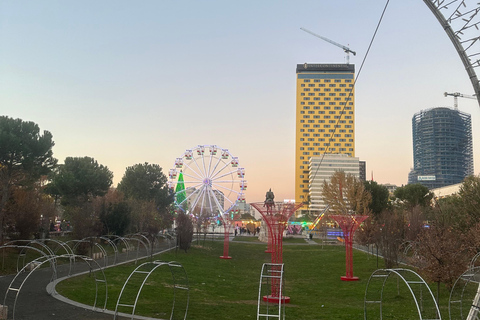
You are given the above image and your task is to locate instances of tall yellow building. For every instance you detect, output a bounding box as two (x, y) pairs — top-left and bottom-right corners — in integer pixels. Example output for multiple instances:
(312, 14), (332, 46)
(295, 63), (355, 206)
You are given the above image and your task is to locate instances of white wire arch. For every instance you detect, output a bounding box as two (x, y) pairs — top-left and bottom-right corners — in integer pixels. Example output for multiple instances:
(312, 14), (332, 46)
(364, 268), (441, 320)
(449, 266), (480, 319)
(114, 260), (189, 320)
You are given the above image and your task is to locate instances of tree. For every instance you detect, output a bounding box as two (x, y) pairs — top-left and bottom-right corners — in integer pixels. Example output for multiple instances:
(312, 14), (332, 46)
(377, 208), (405, 268)
(49, 156), (113, 207)
(394, 183), (433, 208)
(0, 116), (57, 241)
(412, 224), (471, 300)
(458, 175), (480, 224)
(117, 163), (172, 208)
(322, 171), (371, 216)
(117, 163), (174, 237)
(364, 181), (389, 218)
(176, 212), (193, 253)
(5, 184), (56, 240)
(96, 189), (131, 236)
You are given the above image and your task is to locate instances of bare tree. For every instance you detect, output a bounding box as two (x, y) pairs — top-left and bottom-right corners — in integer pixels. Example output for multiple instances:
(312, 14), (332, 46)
(322, 171), (371, 216)
(377, 208), (405, 268)
(412, 224), (471, 300)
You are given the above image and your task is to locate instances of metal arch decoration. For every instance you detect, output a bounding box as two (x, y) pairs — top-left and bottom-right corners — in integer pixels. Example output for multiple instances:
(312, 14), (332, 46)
(2, 240), (56, 272)
(106, 235), (133, 261)
(423, 0), (480, 107)
(364, 268), (441, 320)
(124, 236), (150, 265)
(3, 253), (107, 320)
(114, 260), (189, 320)
(125, 233), (152, 258)
(71, 239), (108, 268)
(157, 232), (176, 250)
(449, 266), (480, 319)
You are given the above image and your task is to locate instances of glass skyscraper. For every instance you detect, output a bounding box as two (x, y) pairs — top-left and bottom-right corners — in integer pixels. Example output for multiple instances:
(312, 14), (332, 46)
(409, 107), (473, 189)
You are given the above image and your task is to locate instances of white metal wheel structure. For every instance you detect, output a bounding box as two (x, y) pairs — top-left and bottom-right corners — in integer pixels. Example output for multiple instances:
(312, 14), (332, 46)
(169, 145), (246, 219)
(423, 0), (480, 107)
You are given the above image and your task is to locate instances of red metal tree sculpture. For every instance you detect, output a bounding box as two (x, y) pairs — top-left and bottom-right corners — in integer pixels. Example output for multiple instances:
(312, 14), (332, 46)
(219, 209), (240, 259)
(331, 214), (368, 281)
(251, 198), (303, 303)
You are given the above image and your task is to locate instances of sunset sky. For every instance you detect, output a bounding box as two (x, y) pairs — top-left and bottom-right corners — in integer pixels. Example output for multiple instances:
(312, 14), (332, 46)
(1, 1), (479, 203)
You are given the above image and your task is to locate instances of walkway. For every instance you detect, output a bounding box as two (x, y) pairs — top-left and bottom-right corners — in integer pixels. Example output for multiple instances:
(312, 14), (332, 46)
(0, 239), (175, 320)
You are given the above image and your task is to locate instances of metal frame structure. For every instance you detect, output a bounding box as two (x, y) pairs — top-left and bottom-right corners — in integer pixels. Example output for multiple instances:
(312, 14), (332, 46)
(219, 210), (240, 259)
(168, 144), (246, 216)
(410, 107), (473, 188)
(423, 0), (480, 108)
(251, 201), (303, 303)
(331, 214), (369, 281)
(257, 263), (285, 320)
(70, 239), (108, 269)
(114, 260), (189, 320)
(3, 253), (106, 320)
(364, 268), (441, 320)
(449, 266), (480, 319)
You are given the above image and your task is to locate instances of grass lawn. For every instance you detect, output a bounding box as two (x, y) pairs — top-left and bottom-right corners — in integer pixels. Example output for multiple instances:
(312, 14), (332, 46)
(56, 241), (451, 319)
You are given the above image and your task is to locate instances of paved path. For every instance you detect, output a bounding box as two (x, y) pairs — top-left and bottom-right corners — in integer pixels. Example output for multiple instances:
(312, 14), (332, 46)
(0, 240), (175, 320)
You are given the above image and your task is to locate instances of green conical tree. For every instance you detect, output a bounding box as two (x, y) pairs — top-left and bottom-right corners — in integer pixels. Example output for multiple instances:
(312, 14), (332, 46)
(175, 171), (187, 211)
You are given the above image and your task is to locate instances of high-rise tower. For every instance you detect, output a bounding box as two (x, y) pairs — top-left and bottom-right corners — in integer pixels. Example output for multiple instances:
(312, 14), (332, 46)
(409, 107), (473, 189)
(295, 63), (355, 205)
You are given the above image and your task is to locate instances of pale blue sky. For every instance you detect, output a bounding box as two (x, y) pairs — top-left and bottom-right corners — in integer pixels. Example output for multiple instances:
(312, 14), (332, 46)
(1, 1), (479, 202)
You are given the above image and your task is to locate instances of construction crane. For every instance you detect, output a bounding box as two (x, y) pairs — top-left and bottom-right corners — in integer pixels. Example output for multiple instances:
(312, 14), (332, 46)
(300, 27), (356, 64)
(444, 92), (477, 110)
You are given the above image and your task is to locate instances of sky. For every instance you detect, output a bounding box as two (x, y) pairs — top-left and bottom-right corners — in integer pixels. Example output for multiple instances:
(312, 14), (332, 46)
(1, 1), (479, 203)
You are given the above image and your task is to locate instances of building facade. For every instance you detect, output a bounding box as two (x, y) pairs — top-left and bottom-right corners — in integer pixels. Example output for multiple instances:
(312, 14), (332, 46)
(408, 107), (473, 189)
(295, 63), (355, 205)
(309, 154), (360, 212)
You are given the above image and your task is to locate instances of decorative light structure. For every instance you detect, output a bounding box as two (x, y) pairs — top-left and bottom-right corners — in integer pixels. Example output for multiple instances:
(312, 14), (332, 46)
(331, 214), (369, 281)
(251, 201), (303, 303)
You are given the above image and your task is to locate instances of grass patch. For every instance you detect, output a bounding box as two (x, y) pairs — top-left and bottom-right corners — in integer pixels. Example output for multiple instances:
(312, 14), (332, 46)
(56, 242), (451, 319)
(231, 236), (261, 243)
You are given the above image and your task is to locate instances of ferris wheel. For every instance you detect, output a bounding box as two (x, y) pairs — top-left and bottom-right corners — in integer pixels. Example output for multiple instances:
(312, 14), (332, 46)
(168, 145), (246, 217)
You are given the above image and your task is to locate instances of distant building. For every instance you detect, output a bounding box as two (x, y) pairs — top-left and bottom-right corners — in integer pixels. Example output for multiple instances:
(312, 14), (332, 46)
(382, 183), (398, 196)
(408, 107), (473, 189)
(308, 154), (359, 212)
(295, 63), (356, 205)
(431, 183), (461, 199)
(359, 161), (366, 182)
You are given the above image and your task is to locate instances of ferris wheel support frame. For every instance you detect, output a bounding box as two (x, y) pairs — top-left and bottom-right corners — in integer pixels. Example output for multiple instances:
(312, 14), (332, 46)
(423, 0), (480, 107)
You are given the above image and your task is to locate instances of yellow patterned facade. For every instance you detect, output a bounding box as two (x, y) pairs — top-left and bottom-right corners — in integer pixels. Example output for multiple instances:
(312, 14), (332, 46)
(295, 64), (355, 206)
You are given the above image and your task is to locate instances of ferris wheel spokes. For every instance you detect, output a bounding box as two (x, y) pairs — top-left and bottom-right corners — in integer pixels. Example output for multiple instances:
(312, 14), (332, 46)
(170, 145), (245, 215)
(181, 162), (204, 181)
(209, 159), (232, 181)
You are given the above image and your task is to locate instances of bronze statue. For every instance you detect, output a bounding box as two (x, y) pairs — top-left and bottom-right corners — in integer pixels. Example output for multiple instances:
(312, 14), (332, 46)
(264, 188), (275, 208)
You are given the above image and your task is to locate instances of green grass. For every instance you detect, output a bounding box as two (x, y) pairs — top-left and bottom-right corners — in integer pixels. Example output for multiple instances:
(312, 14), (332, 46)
(231, 236), (261, 242)
(56, 241), (451, 319)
